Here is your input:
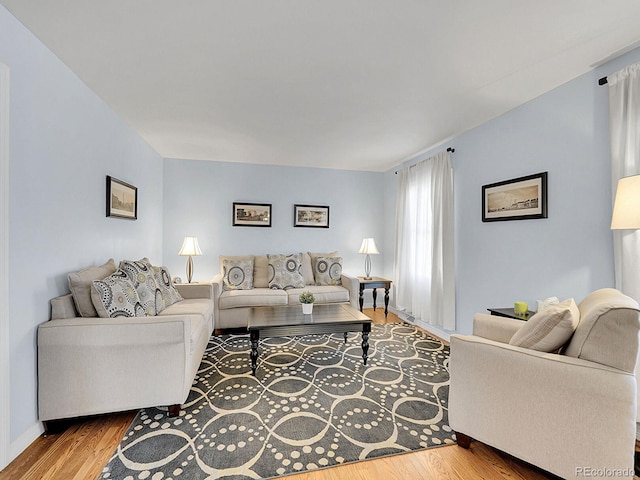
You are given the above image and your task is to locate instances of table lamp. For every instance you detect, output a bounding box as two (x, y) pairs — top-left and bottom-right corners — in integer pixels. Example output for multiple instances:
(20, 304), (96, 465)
(358, 238), (379, 280)
(178, 236), (202, 283)
(611, 174), (640, 230)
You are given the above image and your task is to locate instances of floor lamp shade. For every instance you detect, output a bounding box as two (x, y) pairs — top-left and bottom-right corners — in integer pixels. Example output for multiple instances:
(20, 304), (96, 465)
(611, 174), (640, 230)
(358, 238), (379, 280)
(178, 236), (203, 283)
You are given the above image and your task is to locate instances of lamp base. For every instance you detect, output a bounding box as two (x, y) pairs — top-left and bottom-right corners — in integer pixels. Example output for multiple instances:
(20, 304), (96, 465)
(186, 256), (194, 283)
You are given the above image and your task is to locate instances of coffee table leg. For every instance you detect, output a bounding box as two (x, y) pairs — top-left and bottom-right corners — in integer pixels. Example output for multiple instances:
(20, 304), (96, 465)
(250, 330), (259, 376)
(361, 323), (371, 365)
(344, 331), (348, 344)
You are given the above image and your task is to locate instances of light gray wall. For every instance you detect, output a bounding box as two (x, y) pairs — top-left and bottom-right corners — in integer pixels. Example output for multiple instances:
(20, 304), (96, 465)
(386, 46), (640, 335)
(1, 5), (164, 448)
(162, 159), (385, 283)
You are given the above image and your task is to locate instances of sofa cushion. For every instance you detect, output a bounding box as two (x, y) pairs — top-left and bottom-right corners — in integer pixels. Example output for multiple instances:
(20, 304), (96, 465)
(152, 265), (183, 312)
(314, 256), (343, 286)
(268, 253), (305, 290)
(158, 298), (213, 343)
(91, 270), (145, 318)
(68, 258), (117, 317)
(253, 255), (269, 288)
(220, 255), (254, 291)
(219, 288), (288, 309)
(287, 286), (349, 305)
(119, 258), (160, 316)
(301, 252), (315, 285)
(564, 288), (640, 372)
(509, 298), (579, 352)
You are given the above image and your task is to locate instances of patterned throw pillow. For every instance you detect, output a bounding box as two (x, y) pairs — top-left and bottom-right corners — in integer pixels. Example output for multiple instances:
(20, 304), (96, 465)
(220, 255), (255, 291)
(119, 258), (161, 316)
(314, 256), (343, 286)
(152, 265), (183, 312)
(91, 270), (145, 318)
(268, 253), (305, 290)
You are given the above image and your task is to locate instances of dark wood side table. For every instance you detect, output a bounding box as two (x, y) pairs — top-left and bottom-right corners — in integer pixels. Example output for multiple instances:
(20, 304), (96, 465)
(487, 307), (535, 321)
(358, 277), (392, 317)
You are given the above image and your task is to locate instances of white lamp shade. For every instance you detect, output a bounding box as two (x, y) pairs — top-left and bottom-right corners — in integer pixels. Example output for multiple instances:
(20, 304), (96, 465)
(178, 236), (203, 256)
(358, 238), (380, 255)
(611, 175), (640, 230)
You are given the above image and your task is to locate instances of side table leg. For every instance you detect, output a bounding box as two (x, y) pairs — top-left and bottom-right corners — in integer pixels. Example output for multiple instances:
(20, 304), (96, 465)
(361, 323), (371, 365)
(372, 288), (377, 311)
(384, 287), (390, 317)
(359, 284), (365, 312)
(250, 330), (259, 376)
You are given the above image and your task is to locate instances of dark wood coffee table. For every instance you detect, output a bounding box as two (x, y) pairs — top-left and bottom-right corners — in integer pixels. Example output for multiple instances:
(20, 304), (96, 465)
(247, 303), (372, 375)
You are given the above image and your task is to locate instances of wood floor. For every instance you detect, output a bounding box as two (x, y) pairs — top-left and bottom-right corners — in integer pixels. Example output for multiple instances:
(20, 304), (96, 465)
(0, 308), (599, 480)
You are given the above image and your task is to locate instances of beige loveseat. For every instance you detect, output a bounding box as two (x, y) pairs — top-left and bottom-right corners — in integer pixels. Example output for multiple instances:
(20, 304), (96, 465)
(212, 252), (359, 329)
(449, 288), (640, 480)
(38, 259), (214, 425)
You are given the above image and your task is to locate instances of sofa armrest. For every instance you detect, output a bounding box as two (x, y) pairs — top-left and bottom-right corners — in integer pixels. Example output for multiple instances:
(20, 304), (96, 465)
(341, 274), (360, 310)
(175, 282), (213, 299)
(37, 315), (194, 421)
(449, 334), (636, 478)
(472, 313), (524, 343)
(211, 274), (223, 329)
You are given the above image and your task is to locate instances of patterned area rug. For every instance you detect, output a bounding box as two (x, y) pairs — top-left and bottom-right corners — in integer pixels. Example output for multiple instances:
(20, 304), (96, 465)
(100, 323), (455, 480)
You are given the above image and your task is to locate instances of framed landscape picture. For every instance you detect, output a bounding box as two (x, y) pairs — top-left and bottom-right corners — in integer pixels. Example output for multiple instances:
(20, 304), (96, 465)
(294, 204), (330, 228)
(106, 176), (137, 220)
(233, 202), (271, 227)
(482, 172), (547, 222)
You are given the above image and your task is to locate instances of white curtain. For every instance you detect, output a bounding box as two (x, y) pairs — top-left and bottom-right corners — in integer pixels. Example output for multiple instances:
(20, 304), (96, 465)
(609, 62), (640, 304)
(394, 150), (455, 330)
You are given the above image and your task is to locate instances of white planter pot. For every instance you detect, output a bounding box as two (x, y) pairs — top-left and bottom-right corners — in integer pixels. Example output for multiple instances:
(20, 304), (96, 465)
(302, 303), (314, 314)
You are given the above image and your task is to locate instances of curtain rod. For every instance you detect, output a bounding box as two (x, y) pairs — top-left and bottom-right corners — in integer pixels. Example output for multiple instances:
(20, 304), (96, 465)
(599, 76), (608, 85)
(394, 147), (455, 174)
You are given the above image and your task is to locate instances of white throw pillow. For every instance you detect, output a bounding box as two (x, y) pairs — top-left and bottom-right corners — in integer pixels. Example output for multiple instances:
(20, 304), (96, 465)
(91, 270), (145, 318)
(509, 298), (579, 352)
(314, 256), (343, 286)
(220, 255), (255, 291)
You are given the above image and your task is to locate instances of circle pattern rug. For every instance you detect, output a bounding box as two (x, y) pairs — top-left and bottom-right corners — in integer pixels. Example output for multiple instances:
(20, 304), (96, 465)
(100, 323), (455, 480)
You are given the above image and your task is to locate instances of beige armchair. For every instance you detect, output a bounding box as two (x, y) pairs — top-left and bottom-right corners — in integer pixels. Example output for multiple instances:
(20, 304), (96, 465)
(449, 288), (640, 480)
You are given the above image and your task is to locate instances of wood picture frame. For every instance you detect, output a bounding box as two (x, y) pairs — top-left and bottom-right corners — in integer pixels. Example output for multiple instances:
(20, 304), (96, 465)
(233, 202), (272, 227)
(106, 176), (137, 220)
(294, 204), (330, 228)
(482, 172), (547, 222)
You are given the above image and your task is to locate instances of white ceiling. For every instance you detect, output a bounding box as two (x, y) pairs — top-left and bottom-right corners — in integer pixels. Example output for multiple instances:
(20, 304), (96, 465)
(3, 1), (640, 172)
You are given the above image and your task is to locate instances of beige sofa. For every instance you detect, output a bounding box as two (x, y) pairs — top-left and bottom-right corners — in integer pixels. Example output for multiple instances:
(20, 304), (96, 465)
(212, 252), (359, 329)
(38, 259), (214, 425)
(449, 288), (640, 480)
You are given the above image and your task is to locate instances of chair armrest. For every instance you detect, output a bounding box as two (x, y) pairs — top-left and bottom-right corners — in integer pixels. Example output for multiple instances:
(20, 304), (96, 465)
(449, 334), (636, 478)
(341, 274), (360, 310)
(175, 282), (213, 299)
(472, 313), (524, 343)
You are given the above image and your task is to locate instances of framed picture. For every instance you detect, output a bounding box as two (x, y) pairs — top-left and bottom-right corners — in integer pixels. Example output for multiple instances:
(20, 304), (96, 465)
(482, 172), (547, 222)
(106, 176), (137, 220)
(294, 204), (330, 228)
(233, 202), (272, 227)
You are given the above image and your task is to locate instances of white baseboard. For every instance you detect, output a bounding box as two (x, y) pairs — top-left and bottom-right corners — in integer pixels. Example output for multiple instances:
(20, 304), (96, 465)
(8, 421), (43, 465)
(390, 308), (451, 342)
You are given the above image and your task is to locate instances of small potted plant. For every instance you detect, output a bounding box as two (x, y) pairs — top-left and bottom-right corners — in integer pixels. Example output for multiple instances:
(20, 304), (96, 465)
(299, 291), (315, 314)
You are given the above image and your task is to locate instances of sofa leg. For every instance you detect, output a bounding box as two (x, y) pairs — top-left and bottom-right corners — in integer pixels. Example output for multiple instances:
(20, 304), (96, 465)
(167, 404), (181, 417)
(455, 431), (472, 448)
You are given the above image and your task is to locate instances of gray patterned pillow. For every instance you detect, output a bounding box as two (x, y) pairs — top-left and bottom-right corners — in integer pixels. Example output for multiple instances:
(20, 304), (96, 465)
(152, 265), (183, 312)
(119, 258), (160, 316)
(268, 253), (305, 290)
(91, 270), (145, 318)
(220, 255), (255, 291)
(314, 256), (343, 286)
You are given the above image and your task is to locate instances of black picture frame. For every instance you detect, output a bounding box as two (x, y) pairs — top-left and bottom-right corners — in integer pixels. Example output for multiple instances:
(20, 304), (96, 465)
(294, 204), (330, 228)
(482, 172), (548, 222)
(233, 202), (272, 227)
(106, 176), (137, 220)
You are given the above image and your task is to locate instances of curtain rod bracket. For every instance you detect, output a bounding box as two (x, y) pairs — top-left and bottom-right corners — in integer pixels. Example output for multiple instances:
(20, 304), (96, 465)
(599, 76), (608, 86)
